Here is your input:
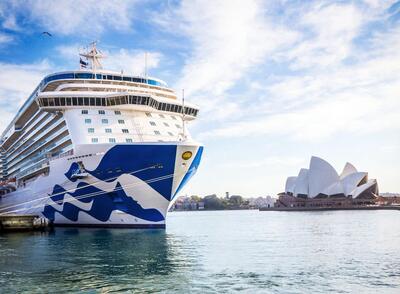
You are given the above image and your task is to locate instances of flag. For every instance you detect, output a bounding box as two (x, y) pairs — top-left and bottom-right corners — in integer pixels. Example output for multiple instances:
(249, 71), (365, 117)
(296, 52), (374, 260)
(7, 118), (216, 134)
(80, 58), (88, 68)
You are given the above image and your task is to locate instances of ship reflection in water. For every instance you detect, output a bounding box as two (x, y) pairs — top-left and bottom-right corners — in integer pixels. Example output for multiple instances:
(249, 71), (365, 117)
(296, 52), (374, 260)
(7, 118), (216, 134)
(0, 228), (197, 293)
(1, 210), (400, 293)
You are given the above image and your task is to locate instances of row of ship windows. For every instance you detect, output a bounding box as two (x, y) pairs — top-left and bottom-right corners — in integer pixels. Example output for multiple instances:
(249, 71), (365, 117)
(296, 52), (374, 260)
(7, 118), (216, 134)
(84, 119), (182, 129)
(91, 131), (175, 143)
(85, 118), (125, 124)
(88, 128), (130, 133)
(82, 110), (121, 115)
(88, 127), (180, 134)
(82, 109), (178, 120)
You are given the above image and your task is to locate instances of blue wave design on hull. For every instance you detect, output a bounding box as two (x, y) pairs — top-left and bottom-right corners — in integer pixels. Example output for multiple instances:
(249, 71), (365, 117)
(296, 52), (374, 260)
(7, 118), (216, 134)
(43, 144), (203, 224)
(43, 182), (164, 222)
(65, 145), (177, 200)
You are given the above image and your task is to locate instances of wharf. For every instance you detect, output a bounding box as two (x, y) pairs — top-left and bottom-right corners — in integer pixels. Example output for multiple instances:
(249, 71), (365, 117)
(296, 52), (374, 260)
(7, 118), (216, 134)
(0, 215), (50, 232)
(259, 205), (400, 212)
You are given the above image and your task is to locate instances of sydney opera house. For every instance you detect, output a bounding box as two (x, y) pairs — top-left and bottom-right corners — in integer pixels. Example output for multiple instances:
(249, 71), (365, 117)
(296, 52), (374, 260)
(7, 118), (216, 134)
(276, 156), (379, 208)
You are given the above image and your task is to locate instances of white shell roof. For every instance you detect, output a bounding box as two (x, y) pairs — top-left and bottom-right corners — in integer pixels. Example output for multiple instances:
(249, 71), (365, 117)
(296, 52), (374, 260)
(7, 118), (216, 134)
(294, 168), (309, 196)
(308, 156), (339, 198)
(284, 156), (376, 199)
(340, 162), (358, 179)
(285, 176), (297, 194)
(350, 179), (377, 198)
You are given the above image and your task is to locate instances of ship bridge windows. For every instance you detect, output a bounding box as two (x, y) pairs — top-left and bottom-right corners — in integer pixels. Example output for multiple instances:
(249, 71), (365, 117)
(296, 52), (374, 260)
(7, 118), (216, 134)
(82, 110), (88, 114)
(118, 119), (125, 124)
(105, 128), (112, 133)
(101, 119), (108, 124)
(75, 73), (94, 79)
(122, 129), (129, 134)
(88, 128), (94, 133)
(91, 138), (98, 143)
(114, 110), (121, 115)
(149, 121), (156, 126)
(85, 118), (91, 124)
(37, 95), (199, 117)
(109, 138), (116, 143)
(126, 138), (133, 143)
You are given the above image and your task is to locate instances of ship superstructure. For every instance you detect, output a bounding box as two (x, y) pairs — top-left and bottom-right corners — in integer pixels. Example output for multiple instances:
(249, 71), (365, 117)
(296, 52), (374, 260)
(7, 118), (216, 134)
(0, 43), (203, 228)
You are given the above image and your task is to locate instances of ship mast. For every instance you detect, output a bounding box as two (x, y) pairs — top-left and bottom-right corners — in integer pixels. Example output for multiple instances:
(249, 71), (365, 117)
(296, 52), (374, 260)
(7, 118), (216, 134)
(79, 41), (104, 71)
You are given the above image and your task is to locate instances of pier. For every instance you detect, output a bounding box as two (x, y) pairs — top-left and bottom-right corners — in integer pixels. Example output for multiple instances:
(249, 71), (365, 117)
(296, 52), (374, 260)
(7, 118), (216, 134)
(0, 215), (50, 232)
(260, 205), (400, 212)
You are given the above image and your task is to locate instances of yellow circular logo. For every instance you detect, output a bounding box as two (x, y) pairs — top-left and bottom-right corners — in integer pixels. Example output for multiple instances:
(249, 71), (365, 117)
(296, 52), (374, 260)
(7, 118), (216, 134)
(182, 151), (193, 160)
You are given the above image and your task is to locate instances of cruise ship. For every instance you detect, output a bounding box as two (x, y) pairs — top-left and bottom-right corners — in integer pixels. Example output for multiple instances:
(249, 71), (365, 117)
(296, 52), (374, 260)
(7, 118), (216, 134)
(0, 43), (203, 228)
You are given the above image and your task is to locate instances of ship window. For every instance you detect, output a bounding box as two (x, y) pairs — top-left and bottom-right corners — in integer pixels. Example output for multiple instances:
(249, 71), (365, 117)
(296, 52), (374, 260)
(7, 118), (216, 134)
(149, 121), (156, 126)
(85, 119), (91, 124)
(78, 98), (84, 106)
(118, 119), (125, 124)
(122, 129), (129, 133)
(109, 138), (116, 143)
(171, 115), (176, 120)
(99, 110), (105, 115)
(105, 128), (112, 133)
(91, 138), (98, 143)
(114, 110), (121, 115)
(168, 132), (174, 136)
(126, 138), (133, 143)
(163, 122), (169, 127)
(159, 114), (165, 118)
(114, 75), (122, 81)
(145, 112), (152, 117)
(102, 119), (108, 124)
(175, 124), (182, 129)
(82, 110), (88, 114)
(88, 128), (95, 133)
(154, 130), (161, 135)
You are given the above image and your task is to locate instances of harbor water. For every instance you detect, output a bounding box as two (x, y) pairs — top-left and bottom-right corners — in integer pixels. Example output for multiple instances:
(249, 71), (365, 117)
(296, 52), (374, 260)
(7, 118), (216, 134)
(0, 210), (399, 293)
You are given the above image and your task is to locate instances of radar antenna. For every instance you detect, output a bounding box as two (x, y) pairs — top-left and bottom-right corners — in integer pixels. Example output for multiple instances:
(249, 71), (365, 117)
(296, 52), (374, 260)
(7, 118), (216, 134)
(79, 41), (104, 71)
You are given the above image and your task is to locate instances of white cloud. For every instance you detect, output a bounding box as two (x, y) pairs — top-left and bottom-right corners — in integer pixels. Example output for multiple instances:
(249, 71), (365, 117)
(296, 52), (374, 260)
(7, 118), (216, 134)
(0, 60), (52, 130)
(3, 0), (138, 36)
(103, 49), (161, 76)
(188, 2), (400, 143)
(159, 0), (297, 99)
(285, 3), (363, 69)
(0, 33), (13, 44)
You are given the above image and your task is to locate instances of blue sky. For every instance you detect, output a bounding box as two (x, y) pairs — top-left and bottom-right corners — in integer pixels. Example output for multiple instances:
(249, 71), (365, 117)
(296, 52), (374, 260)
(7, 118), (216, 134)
(0, 0), (399, 197)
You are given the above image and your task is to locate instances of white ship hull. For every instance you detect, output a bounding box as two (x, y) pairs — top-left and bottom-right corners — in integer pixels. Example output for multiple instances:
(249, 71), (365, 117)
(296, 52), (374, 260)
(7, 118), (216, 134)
(0, 142), (203, 228)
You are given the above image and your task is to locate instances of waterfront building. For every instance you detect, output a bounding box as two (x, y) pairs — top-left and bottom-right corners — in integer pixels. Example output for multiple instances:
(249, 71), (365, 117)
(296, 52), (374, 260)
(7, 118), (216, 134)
(0, 43), (203, 228)
(248, 196), (276, 208)
(284, 156), (378, 199)
(276, 156), (379, 208)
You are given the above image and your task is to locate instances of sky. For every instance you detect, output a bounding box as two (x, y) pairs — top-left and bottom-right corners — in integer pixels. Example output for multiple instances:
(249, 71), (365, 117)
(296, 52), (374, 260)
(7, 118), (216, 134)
(0, 0), (399, 198)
